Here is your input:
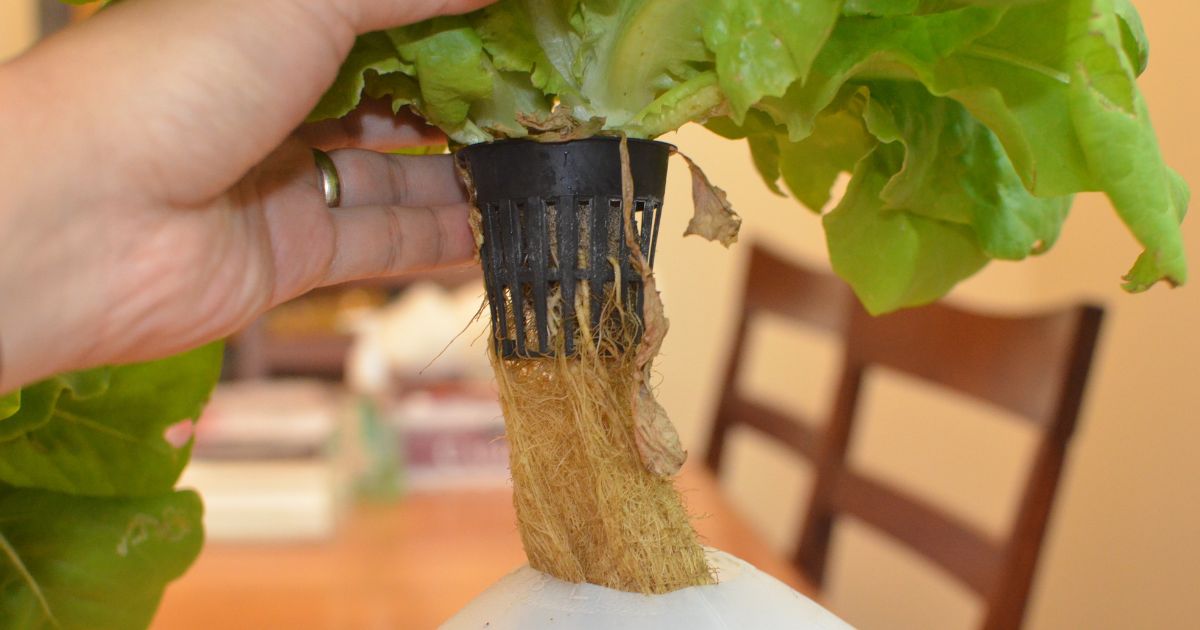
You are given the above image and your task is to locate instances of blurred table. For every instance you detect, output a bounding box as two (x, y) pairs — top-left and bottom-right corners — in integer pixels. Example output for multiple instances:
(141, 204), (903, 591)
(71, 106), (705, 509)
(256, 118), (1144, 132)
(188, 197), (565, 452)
(151, 466), (815, 629)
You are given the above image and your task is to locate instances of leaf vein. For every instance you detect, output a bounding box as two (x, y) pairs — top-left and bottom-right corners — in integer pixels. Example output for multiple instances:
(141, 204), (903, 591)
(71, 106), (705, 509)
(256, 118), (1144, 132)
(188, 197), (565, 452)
(53, 409), (141, 445)
(960, 44), (1070, 84)
(0, 530), (61, 628)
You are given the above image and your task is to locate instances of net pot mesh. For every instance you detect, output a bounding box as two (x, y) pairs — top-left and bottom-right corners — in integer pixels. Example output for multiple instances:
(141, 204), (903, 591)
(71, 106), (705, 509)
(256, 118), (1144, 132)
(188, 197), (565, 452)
(457, 138), (713, 593)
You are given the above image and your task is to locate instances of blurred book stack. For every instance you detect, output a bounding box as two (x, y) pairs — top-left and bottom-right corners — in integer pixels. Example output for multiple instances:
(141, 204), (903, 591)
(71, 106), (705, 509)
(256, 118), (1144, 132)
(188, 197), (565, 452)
(390, 387), (508, 491)
(177, 380), (350, 541)
(344, 280), (510, 491)
(179, 279), (511, 543)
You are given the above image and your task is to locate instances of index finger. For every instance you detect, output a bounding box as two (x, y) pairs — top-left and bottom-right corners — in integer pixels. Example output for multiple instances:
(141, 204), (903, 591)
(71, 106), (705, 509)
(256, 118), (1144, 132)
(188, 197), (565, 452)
(322, 150), (469, 208)
(320, 203), (478, 287)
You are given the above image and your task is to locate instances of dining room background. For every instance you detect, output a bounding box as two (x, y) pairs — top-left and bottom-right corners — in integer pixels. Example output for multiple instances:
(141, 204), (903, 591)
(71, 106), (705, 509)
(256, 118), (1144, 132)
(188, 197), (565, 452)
(2, 1), (1196, 628)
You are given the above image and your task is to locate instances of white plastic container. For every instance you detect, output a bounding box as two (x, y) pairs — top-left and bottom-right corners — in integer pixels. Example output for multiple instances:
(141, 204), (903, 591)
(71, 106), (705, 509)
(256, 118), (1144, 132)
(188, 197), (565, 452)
(442, 549), (853, 629)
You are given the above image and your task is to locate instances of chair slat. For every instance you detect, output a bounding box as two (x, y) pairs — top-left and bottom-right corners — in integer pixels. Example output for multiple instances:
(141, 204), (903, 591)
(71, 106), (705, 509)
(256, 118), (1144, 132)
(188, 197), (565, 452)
(705, 243), (1103, 630)
(845, 303), (1087, 422)
(831, 470), (1003, 596)
(720, 397), (818, 460)
(745, 247), (850, 335)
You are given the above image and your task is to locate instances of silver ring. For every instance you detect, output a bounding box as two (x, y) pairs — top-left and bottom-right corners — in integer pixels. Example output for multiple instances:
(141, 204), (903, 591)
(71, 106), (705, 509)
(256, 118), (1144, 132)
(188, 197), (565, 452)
(312, 149), (342, 208)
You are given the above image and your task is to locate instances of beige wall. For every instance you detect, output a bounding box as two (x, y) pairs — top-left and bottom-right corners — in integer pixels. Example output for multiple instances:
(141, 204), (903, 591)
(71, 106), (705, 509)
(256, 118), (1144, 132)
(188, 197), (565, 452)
(654, 4), (1198, 629)
(0, 0), (37, 61)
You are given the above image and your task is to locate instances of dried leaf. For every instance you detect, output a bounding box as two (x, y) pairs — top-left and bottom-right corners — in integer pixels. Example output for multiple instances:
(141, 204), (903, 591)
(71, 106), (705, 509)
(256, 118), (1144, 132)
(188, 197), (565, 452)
(633, 384), (686, 477)
(467, 207), (485, 259)
(635, 275), (668, 372)
(620, 136), (668, 373)
(619, 136), (685, 476)
(454, 154), (486, 260)
(679, 152), (742, 247)
(517, 106), (606, 142)
(630, 277), (682, 477)
(618, 136), (647, 271)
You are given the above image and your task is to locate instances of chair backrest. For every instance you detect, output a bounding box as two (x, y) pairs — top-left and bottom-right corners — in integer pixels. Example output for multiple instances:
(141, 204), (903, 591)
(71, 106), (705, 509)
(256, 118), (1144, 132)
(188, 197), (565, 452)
(705, 244), (1104, 630)
(704, 245), (853, 472)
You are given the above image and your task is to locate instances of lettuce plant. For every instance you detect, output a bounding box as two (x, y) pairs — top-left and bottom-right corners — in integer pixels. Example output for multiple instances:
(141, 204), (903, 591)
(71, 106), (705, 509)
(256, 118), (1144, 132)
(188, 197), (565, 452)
(1, 1), (1187, 628)
(316, 0), (1188, 314)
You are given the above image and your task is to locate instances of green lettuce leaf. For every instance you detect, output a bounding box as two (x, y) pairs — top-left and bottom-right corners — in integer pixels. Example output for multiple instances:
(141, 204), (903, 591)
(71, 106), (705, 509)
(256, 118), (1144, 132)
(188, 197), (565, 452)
(762, 6), (1004, 142)
(0, 382), (56, 441)
(734, 78), (1070, 312)
(363, 70), (422, 115)
(708, 88), (876, 209)
(0, 344), (222, 497)
(705, 110), (788, 196)
(824, 143), (989, 314)
(1064, 0), (1187, 290)
(308, 32), (404, 122)
(703, 0), (841, 120)
(467, 70), (552, 140)
(777, 86), (876, 212)
(471, 0), (579, 96)
(0, 368), (112, 441)
(1114, 0), (1149, 74)
(736, 0), (1184, 303)
(0, 486), (203, 630)
(842, 0), (918, 17)
(573, 0), (713, 131)
(0, 337), (221, 628)
(921, 0), (1182, 288)
(627, 71), (724, 139)
(307, 0), (1187, 309)
(386, 18), (495, 130)
(861, 81), (1072, 261)
(0, 391), (19, 420)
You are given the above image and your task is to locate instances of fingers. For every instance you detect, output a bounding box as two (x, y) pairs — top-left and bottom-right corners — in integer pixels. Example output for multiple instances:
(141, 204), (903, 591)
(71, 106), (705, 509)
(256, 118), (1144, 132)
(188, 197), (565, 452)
(18, 0), (496, 208)
(247, 140), (477, 301)
(296, 99), (445, 151)
(320, 203), (477, 286)
(342, 0), (500, 33)
(321, 149), (468, 208)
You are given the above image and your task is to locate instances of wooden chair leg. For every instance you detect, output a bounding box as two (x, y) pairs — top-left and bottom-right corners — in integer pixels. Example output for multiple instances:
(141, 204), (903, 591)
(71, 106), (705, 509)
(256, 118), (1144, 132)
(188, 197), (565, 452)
(794, 360), (863, 587)
(982, 439), (1068, 630)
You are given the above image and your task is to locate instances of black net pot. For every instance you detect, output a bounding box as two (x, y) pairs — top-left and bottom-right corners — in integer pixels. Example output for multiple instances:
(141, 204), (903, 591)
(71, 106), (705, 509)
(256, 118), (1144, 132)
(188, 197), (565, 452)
(456, 137), (672, 359)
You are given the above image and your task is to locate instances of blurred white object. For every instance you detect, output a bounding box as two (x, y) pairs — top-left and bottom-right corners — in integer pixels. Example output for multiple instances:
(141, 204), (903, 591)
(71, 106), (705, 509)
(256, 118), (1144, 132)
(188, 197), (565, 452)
(178, 380), (350, 541)
(179, 459), (344, 541)
(347, 282), (491, 393)
(441, 549), (852, 630)
(189, 380), (338, 450)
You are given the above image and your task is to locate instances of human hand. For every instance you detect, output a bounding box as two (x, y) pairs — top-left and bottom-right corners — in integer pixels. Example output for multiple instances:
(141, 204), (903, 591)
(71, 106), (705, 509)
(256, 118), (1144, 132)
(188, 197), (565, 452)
(0, 0), (495, 391)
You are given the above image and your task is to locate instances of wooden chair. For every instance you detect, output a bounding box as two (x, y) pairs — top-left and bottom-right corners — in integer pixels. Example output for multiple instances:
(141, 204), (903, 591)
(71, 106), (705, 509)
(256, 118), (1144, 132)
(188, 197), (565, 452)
(704, 245), (853, 472)
(705, 244), (1104, 630)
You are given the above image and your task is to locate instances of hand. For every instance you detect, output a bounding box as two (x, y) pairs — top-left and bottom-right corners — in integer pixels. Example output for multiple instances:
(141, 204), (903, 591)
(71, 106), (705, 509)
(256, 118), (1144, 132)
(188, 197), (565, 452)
(0, 0), (495, 391)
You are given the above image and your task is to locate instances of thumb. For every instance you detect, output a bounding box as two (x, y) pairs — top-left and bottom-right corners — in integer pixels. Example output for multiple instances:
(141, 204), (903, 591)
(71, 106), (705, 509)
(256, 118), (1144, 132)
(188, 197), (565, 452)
(333, 0), (500, 33)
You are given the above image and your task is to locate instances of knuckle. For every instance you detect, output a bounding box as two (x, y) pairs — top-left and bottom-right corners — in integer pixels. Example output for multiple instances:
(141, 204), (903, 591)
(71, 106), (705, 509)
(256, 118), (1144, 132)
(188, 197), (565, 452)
(388, 156), (411, 204)
(382, 206), (405, 273)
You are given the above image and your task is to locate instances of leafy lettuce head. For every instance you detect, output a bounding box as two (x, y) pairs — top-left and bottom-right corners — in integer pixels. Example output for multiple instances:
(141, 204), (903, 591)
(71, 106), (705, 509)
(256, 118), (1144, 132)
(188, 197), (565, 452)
(314, 0), (1188, 314)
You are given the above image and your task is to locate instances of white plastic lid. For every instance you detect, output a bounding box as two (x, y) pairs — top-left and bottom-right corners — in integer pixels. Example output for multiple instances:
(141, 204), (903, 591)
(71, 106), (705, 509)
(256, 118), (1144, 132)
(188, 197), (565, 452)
(441, 549), (853, 629)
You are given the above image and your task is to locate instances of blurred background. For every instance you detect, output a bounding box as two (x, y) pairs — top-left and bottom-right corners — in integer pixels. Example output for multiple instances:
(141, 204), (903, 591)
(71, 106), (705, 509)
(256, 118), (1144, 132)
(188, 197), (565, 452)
(3, 2), (1197, 629)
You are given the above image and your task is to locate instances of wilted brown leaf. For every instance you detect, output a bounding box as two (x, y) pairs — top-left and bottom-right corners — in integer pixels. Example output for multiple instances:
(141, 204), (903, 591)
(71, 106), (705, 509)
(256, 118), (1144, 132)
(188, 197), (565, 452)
(633, 384), (686, 477)
(679, 152), (742, 247)
(453, 154), (486, 260)
(517, 106), (606, 142)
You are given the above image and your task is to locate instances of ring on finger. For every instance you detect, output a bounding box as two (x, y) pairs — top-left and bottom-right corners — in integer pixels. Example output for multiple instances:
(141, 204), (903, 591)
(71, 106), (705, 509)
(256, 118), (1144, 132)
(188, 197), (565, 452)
(312, 149), (342, 208)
